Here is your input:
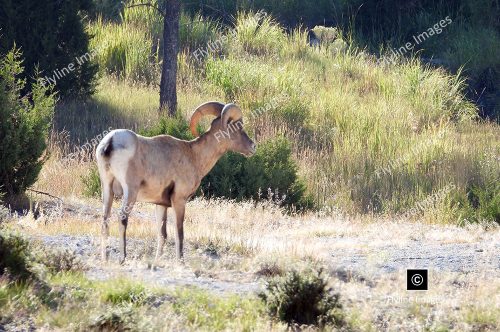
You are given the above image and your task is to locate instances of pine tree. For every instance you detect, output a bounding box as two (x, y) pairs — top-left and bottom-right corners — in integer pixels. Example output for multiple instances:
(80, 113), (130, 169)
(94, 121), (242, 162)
(0, 48), (55, 196)
(0, 0), (97, 98)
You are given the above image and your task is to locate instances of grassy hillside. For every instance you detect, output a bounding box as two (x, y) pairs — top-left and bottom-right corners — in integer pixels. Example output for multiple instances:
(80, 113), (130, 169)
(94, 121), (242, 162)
(180, 0), (500, 120)
(41, 7), (499, 224)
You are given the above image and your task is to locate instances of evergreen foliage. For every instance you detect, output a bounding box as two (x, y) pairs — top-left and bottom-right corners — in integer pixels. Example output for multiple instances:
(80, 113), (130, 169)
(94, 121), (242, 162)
(0, 48), (55, 196)
(0, 0), (97, 98)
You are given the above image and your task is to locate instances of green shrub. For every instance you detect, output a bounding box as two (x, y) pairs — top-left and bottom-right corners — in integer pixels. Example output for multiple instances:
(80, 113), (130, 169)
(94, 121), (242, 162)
(454, 182), (500, 225)
(201, 136), (313, 210)
(89, 306), (135, 331)
(0, 48), (55, 197)
(474, 185), (500, 224)
(37, 249), (86, 274)
(81, 165), (102, 198)
(259, 269), (345, 327)
(0, 230), (33, 281)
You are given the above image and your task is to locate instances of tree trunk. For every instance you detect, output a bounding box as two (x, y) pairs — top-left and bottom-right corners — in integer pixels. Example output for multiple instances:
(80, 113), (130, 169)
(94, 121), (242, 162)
(159, 0), (180, 116)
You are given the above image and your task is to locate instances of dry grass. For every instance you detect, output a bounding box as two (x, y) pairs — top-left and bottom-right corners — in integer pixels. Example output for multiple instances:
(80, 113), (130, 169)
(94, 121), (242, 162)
(18, 196), (495, 255)
(339, 271), (500, 331)
(8, 195), (500, 331)
(17, 192), (499, 261)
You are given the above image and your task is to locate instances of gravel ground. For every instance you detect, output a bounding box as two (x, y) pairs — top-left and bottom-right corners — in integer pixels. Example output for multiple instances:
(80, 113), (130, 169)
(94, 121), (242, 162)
(37, 234), (261, 294)
(36, 228), (499, 294)
(329, 240), (499, 275)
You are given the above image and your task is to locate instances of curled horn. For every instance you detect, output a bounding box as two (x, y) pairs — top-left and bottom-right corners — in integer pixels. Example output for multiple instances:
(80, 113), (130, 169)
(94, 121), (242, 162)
(221, 103), (243, 129)
(189, 101), (225, 137)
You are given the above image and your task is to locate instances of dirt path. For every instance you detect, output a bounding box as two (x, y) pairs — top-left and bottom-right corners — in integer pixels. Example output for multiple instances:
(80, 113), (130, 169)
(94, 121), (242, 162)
(36, 228), (499, 294)
(38, 234), (261, 294)
(23, 199), (498, 295)
(327, 240), (499, 276)
(19, 198), (500, 331)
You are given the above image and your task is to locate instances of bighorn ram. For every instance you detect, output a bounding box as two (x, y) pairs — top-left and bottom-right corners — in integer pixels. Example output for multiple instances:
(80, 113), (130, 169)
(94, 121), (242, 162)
(95, 102), (255, 263)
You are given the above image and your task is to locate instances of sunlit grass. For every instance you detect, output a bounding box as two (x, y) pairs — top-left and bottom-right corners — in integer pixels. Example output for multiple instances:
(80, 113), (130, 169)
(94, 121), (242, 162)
(3, 269), (277, 331)
(46, 11), (500, 223)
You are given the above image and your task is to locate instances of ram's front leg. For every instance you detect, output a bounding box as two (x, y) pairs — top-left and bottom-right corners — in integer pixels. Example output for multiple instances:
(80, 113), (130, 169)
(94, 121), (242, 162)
(172, 198), (186, 260)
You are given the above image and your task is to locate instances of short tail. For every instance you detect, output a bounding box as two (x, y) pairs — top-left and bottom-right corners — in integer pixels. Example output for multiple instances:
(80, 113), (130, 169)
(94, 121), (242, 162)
(100, 137), (114, 158)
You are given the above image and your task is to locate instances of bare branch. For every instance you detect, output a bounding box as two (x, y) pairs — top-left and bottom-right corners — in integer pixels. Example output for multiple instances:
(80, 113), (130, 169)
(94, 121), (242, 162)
(27, 188), (63, 202)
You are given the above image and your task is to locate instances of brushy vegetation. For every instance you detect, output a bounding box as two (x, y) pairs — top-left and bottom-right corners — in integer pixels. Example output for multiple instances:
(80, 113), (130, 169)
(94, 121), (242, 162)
(86, 1), (500, 117)
(88, 306), (136, 331)
(200, 137), (313, 210)
(259, 269), (345, 327)
(0, 230), (34, 281)
(37, 249), (86, 274)
(0, 229), (271, 330)
(81, 164), (102, 198)
(1, 255), (274, 331)
(67, 8), (499, 224)
(0, 229), (87, 283)
(0, 48), (55, 198)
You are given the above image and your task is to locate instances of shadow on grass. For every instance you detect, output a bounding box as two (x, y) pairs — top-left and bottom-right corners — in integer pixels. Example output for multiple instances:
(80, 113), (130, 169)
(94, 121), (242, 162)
(54, 97), (157, 145)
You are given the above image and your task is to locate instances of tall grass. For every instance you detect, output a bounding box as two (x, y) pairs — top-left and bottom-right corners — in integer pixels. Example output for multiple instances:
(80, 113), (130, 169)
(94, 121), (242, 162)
(88, 1), (222, 85)
(47, 11), (499, 224)
(88, 17), (159, 83)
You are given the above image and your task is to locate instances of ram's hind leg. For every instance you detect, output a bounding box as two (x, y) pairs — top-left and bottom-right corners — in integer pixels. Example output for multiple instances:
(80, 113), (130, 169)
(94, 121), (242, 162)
(118, 184), (138, 264)
(154, 205), (168, 261)
(100, 176), (114, 262)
